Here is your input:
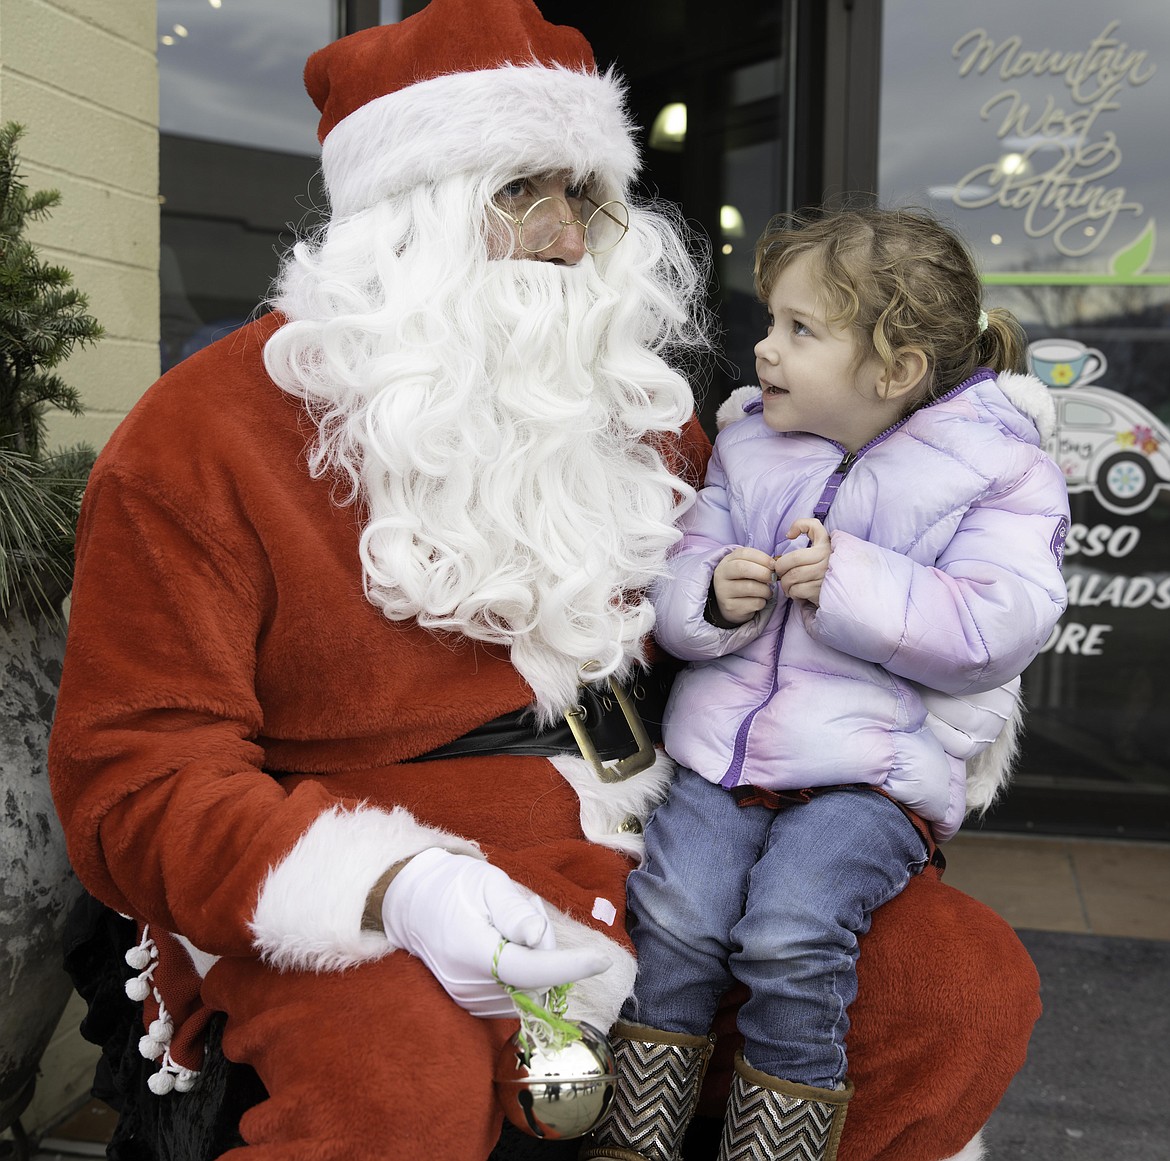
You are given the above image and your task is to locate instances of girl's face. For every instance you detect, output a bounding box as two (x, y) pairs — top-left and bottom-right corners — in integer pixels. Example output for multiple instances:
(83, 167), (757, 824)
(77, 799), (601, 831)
(754, 252), (899, 453)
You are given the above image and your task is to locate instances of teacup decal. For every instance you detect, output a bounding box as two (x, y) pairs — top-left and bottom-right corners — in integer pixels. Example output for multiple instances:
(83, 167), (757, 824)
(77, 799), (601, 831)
(1028, 338), (1107, 388)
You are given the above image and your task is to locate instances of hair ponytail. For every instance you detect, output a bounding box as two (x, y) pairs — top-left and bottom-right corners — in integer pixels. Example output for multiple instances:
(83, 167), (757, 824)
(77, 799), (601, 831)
(975, 306), (1029, 376)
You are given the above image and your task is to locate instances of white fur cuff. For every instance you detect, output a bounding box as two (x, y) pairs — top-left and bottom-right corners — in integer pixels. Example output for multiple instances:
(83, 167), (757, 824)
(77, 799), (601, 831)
(250, 805), (482, 972)
(548, 906), (637, 1034)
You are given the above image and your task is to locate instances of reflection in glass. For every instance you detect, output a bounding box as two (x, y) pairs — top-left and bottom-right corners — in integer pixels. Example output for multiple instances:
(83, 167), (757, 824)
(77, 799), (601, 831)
(649, 103), (687, 151)
(157, 1), (336, 369)
(158, 0), (330, 154)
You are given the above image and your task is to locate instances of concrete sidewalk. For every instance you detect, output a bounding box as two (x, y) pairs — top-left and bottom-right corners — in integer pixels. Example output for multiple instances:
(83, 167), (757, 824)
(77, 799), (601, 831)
(984, 928), (1168, 1160)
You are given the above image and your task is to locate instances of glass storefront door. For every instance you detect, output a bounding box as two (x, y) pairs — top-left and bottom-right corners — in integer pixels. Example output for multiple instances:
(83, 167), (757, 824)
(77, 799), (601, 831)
(879, 1), (1170, 838)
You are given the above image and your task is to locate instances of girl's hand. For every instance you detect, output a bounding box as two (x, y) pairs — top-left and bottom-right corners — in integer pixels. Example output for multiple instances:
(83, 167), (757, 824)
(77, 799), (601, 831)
(711, 547), (776, 625)
(774, 518), (831, 606)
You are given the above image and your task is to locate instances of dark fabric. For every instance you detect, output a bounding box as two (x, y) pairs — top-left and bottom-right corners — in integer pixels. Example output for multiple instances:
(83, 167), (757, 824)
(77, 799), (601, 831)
(730, 785), (817, 809)
(63, 893), (263, 1160)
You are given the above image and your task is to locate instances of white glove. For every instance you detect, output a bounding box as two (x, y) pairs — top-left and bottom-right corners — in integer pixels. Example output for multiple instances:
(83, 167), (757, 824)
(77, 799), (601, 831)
(920, 676), (1022, 761)
(380, 847), (611, 1018)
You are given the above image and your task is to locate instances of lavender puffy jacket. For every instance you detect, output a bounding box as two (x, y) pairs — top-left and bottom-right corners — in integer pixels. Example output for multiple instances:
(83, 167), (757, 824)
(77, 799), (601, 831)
(652, 369), (1069, 840)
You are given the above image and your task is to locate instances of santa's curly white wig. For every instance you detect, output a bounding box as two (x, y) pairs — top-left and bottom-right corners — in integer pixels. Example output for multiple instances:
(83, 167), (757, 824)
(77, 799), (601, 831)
(264, 162), (710, 720)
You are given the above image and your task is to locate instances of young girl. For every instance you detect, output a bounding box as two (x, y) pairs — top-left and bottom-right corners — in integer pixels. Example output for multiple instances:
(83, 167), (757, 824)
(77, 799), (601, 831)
(582, 207), (1069, 1161)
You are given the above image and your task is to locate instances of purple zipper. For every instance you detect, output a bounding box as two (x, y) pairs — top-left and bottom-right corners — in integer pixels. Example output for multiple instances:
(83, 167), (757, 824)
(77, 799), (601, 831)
(720, 600), (792, 786)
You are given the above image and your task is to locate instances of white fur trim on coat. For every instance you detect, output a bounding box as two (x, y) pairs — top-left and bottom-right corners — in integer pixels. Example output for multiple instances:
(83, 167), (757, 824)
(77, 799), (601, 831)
(940, 1131), (986, 1161)
(996, 371), (1056, 444)
(716, 386), (761, 431)
(962, 686), (1024, 815)
(549, 750), (676, 864)
(920, 678), (1024, 815)
(322, 64), (639, 218)
(547, 906), (637, 1033)
(250, 804), (482, 972)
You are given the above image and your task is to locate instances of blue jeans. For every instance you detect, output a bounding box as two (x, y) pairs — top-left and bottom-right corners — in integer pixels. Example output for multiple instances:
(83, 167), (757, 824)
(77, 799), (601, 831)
(622, 768), (929, 1089)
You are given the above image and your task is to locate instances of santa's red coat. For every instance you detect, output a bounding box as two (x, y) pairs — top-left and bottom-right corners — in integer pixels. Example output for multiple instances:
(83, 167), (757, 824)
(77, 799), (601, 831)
(50, 314), (1039, 1160)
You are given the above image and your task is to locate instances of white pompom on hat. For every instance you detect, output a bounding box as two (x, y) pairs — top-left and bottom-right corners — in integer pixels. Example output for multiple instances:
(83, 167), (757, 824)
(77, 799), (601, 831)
(305, 0), (640, 218)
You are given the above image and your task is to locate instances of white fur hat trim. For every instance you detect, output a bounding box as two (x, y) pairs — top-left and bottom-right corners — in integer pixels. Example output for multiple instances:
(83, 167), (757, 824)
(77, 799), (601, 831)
(322, 64), (639, 219)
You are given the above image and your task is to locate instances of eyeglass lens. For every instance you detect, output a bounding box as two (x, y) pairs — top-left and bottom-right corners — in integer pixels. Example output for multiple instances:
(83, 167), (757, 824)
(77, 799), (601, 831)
(521, 197), (630, 254)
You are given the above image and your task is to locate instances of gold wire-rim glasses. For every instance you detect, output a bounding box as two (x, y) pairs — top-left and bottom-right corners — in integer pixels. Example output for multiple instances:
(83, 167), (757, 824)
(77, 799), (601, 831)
(492, 194), (630, 256)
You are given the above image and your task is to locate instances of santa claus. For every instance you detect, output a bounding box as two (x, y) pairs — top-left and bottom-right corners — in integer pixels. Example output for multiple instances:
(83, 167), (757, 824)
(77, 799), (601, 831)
(49, 1), (1039, 1159)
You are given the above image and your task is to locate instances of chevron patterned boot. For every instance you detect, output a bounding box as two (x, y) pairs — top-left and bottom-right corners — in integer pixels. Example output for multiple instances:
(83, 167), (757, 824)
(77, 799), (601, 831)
(579, 1021), (716, 1161)
(716, 1052), (853, 1161)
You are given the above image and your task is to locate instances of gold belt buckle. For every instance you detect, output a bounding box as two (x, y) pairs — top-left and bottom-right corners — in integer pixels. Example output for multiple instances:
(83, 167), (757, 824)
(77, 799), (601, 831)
(564, 675), (656, 783)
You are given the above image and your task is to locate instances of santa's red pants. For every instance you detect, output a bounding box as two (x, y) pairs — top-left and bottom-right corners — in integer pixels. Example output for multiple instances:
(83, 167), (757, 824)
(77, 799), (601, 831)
(201, 864), (1039, 1161)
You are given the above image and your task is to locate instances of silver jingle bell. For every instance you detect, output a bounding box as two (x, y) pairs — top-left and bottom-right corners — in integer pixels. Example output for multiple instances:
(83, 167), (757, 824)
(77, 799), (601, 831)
(493, 1020), (616, 1139)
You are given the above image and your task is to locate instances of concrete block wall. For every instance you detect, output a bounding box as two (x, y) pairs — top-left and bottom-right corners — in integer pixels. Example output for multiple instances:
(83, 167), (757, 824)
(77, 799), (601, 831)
(1, 0), (160, 454)
(0, 0), (159, 1137)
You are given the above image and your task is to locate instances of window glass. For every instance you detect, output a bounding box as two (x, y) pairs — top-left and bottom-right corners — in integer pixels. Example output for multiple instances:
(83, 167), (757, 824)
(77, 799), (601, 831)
(539, 0), (789, 429)
(880, 1), (1170, 837)
(158, 0), (329, 153)
(157, 1), (336, 368)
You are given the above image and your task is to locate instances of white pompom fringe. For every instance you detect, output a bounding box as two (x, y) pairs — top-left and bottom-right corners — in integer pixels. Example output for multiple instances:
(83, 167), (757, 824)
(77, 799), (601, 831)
(121, 926), (204, 1096)
(124, 924), (159, 1002)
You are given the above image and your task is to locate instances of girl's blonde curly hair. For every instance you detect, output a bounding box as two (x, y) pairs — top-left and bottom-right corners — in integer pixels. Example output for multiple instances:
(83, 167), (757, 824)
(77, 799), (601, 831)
(754, 206), (1029, 408)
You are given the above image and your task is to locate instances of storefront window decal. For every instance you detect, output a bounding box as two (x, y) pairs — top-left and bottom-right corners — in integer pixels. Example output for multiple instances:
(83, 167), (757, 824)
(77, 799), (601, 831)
(880, 0), (1170, 835)
(944, 20), (1170, 285)
(1038, 334), (1170, 515)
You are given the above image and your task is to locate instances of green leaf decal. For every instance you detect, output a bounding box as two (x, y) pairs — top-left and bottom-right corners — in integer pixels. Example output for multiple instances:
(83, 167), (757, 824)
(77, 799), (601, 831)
(1110, 219), (1156, 277)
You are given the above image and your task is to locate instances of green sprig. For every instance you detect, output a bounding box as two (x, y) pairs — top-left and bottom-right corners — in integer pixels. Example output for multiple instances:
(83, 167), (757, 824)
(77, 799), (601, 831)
(492, 939), (583, 1061)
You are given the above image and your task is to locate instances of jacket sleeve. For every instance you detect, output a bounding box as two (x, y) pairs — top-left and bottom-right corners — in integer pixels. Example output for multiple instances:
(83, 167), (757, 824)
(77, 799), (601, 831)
(48, 464), (480, 974)
(805, 454), (1068, 694)
(650, 439), (775, 661)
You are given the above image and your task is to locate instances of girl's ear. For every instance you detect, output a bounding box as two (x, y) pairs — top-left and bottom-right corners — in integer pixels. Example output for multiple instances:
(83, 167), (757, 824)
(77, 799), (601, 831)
(879, 347), (929, 402)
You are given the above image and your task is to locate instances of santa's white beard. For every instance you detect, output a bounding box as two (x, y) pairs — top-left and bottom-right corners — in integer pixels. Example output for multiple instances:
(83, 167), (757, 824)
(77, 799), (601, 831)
(271, 254), (697, 722)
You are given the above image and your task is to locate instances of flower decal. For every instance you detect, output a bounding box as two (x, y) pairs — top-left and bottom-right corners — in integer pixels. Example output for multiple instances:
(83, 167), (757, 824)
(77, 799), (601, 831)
(1050, 363), (1076, 385)
(1116, 425), (1161, 456)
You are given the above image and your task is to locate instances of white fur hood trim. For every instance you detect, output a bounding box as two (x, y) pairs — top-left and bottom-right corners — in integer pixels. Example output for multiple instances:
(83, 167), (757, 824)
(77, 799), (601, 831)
(322, 63), (639, 218)
(716, 385), (761, 431)
(995, 370), (1056, 444)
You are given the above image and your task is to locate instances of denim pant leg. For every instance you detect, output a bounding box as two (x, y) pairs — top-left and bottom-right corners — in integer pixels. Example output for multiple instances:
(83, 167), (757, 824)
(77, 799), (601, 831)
(622, 767), (772, 1035)
(732, 787), (929, 1089)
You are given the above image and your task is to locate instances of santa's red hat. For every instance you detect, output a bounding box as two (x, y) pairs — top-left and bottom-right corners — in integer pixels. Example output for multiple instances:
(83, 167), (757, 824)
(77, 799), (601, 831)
(305, 0), (639, 219)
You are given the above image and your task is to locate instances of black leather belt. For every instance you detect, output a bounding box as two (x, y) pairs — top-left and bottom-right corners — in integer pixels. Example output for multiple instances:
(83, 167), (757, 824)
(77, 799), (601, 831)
(407, 663), (677, 781)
